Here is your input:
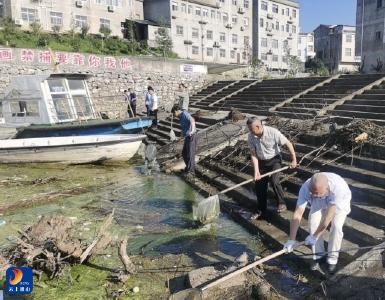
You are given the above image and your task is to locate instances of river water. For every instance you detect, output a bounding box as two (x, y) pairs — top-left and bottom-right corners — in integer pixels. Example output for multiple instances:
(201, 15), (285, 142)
(0, 161), (313, 298)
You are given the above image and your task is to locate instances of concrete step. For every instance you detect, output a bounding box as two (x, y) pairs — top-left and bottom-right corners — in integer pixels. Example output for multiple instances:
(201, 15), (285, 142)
(145, 131), (168, 146)
(273, 111), (314, 119)
(347, 99), (385, 106)
(329, 116), (385, 127)
(330, 110), (385, 120)
(352, 94), (385, 100)
(276, 107), (318, 114)
(335, 104), (385, 113)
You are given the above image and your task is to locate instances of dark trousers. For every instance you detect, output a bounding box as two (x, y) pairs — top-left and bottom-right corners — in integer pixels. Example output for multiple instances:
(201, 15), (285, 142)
(254, 155), (286, 214)
(182, 134), (197, 174)
(150, 109), (158, 126)
(146, 105), (150, 116)
(128, 104), (136, 117)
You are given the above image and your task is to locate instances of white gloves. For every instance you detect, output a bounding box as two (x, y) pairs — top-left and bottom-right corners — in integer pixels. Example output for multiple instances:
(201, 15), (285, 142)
(283, 240), (297, 253)
(305, 234), (317, 246)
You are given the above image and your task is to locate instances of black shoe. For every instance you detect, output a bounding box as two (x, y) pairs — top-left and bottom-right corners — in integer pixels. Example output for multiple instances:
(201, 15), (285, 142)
(328, 263), (337, 274)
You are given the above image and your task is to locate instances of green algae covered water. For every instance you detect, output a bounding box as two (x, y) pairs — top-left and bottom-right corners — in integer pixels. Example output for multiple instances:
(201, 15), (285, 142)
(0, 162), (313, 299)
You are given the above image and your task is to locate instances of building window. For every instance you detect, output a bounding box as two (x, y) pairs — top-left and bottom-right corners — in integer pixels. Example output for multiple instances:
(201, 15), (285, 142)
(192, 46), (199, 55)
(292, 9), (297, 18)
(309, 35), (313, 42)
(282, 8), (285, 15)
(203, 8), (209, 17)
(207, 48), (213, 56)
(244, 0), (249, 8)
(308, 45), (314, 52)
(211, 10), (215, 18)
(220, 32), (226, 42)
(195, 7), (201, 16)
(261, 38), (267, 47)
(95, 0), (122, 6)
(21, 8), (37, 23)
(286, 24), (290, 33)
(244, 36), (249, 46)
(375, 31), (382, 41)
(232, 0), (237, 5)
(281, 25), (284, 32)
(232, 15), (238, 24)
(217, 11), (221, 19)
(346, 34), (352, 43)
(273, 55), (278, 62)
(261, 1), (268, 10)
(286, 8), (290, 16)
(243, 17), (249, 27)
(75, 15), (87, 28)
(192, 28), (199, 39)
(176, 25), (184, 35)
(345, 48), (352, 56)
(172, 1), (178, 11)
(272, 39), (278, 48)
(181, 3), (186, 13)
(220, 49), (226, 58)
(283, 40), (288, 48)
(231, 50), (235, 59)
(188, 5), (193, 14)
(377, 0), (383, 8)
(272, 4), (278, 13)
(275, 21), (279, 30)
(292, 25), (297, 34)
(260, 18), (264, 28)
(222, 12), (228, 23)
(232, 34), (238, 44)
(207, 30), (213, 40)
(100, 18), (110, 29)
(50, 12), (63, 26)
(261, 53), (268, 60)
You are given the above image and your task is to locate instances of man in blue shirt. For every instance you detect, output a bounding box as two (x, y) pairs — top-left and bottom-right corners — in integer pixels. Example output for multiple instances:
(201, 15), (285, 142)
(171, 104), (197, 177)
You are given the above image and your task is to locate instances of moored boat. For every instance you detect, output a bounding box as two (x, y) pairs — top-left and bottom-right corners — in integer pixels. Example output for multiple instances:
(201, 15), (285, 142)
(0, 134), (146, 164)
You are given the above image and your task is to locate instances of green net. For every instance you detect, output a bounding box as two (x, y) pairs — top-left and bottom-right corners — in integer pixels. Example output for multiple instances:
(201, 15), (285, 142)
(192, 195), (220, 225)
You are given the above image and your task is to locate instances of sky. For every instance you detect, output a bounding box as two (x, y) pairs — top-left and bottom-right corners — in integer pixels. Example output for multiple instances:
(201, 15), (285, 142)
(299, 0), (357, 33)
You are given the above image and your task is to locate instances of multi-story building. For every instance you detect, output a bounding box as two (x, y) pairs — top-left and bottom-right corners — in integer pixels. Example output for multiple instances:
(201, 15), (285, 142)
(143, 0), (253, 65)
(0, 0), (144, 37)
(252, 0), (300, 71)
(298, 32), (315, 63)
(314, 24), (360, 72)
(355, 0), (385, 73)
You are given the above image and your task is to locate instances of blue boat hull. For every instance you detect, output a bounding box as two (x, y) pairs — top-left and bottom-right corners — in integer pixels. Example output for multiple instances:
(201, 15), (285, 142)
(15, 117), (153, 139)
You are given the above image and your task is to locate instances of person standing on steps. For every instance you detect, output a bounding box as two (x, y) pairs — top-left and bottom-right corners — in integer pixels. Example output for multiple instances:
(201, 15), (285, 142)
(247, 117), (297, 220)
(144, 86), (152, 116)
(171, 104), (197, 179)
(127, 87), (137, 117)
(148, 87), (158, 128)
(284, 172), (351, 274)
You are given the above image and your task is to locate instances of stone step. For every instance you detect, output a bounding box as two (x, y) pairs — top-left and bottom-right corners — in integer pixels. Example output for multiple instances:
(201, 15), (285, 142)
(330, 109), (385, 120)
(335, 104), (385, 113)
(353, 94), (385, 100)
(347, 99), (385, 106)
(272, 111), (314, 119)
(276, 107), (318, 114)
(145, 131), (168, 146)
(330, 116), (385, 127)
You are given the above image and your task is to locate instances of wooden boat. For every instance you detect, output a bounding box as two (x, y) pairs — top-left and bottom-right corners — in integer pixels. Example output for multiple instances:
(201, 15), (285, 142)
(14, 117), (152, 139)
(0, 134), (146, 164)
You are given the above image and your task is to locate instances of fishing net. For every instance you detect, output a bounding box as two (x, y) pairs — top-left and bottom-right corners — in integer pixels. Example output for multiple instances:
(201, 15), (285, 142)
(192, 195), (220, 224)
(169, 129), (177, 141)
(145, 144), (157, 162)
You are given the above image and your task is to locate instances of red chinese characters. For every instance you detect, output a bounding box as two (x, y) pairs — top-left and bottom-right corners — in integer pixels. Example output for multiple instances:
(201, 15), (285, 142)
(73, 53), (85, 66)
(120, 57), (132, 70)
(104, 56), (117, 69)
(55, 52), (69, 64)
(88, 55), (101, 68)
(20, 49), (34, 63)
(0, 48), (13, 61)
(38, 51), (52, 64)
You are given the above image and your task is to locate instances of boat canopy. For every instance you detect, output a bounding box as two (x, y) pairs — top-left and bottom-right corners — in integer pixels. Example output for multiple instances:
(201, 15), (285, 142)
(1, 73), (96, 127)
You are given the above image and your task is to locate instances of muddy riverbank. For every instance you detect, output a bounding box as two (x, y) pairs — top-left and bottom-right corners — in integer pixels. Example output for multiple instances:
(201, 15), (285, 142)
(0, 161), (317, 299)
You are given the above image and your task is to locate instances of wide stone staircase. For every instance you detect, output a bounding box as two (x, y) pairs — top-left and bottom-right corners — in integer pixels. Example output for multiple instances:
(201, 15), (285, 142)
(329, 78), (385, 125)
(274, 74), (385, 119)
(186, 130), (385, 275)
(192, 77), (328, 116)
(190, 80), (236, 104)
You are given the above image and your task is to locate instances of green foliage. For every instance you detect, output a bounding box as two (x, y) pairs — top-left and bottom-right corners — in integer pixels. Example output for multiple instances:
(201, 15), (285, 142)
(250, 58), (266, 78)
(305, 57), (330, 76)
(99, 25), (111, 39)
(52, 25), (61, 35)
(30, 21), (43, 37)
(286, 55), (304, 77)
(155, 26), (173, 57)
(80, 24), (90, 38)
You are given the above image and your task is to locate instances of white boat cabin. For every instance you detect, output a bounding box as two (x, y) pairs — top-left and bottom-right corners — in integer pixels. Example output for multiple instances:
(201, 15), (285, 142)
(1, 74), (96, 127)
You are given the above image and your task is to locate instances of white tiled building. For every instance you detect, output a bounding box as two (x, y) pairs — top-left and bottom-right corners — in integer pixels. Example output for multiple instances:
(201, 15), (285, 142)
(0, 0), (144, 37)
(314, 24), (360, 72)
(298, 32), (315, 63)
(143, 0), (253, 65)
(252, 0), (300, 70)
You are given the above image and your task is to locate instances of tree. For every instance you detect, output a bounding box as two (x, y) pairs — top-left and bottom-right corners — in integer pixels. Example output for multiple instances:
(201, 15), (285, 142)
(99, 25), (111, 39)
(249, 58), (266, 78)
(286, 55), (304, 77)
(52, 25), (61, 35)
(30, 21), (43, 37)
(305, 57), (330, 76)
(80, 24), (90, 38)
(155, 26), (173, 57)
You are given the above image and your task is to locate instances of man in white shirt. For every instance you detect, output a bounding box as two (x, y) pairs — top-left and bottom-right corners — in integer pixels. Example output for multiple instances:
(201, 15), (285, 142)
(247, 117), (297, 219)
(148, 87), (158, 128)
(284, 172), (352, 274)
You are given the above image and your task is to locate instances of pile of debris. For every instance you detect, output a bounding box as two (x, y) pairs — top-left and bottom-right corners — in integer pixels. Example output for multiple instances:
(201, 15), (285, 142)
(0, 210), (135, 282)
